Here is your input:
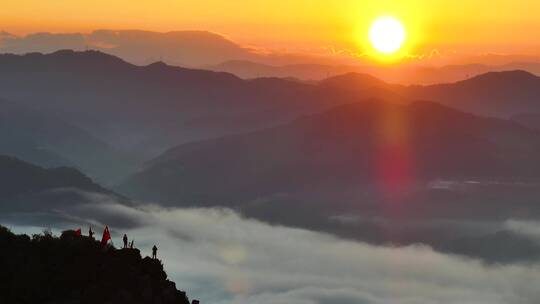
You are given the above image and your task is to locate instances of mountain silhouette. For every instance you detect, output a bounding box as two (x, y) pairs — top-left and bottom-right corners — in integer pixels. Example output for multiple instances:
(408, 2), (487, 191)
(404, 70), (540, 117)
(207, 60), (367, 81)
(0, 155), (125, 214)
(315, 70), (540, 117)
(0, 100), (137, 184)
(1, 50), (539, 265)
(89, 30), (255, 67)
(2, 50), (540, 186)
(0, 30), (255, 67)
(208, 59), (540, 84)
(116, 99), (540, 262)
(119, 99), (540, 218)
(0, 226), (193, 304)
(289, 69), (540, 120)
(4, 29), (540, 84)
(0, 155), (111, 197)
(318, 72), (389, 91)
(0, 50), (365, 158)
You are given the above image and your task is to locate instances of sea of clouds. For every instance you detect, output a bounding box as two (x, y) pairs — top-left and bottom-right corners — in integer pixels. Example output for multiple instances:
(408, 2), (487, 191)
(3, 192), (540, 304)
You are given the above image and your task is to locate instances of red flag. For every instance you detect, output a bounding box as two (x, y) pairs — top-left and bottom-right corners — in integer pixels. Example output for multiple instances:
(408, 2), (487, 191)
(74, 228), (82, 236)
(101, 226), (111, 246)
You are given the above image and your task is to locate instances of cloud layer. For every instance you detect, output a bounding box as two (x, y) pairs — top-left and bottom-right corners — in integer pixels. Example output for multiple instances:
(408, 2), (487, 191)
(5, 199), (539, 304)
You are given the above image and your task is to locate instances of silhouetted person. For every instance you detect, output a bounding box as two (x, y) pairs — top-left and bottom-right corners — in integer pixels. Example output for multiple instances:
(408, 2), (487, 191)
(88, 227), (94, 239)
(123, 234), (128, 249)
(152, 245), (158, 259)
(130, 239), (134, 249)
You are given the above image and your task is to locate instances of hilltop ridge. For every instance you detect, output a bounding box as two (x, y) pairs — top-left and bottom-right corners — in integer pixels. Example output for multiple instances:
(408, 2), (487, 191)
(0, 226), (197, 304)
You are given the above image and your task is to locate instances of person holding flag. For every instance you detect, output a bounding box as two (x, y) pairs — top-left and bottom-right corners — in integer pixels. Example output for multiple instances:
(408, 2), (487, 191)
(101, 226), (111, 246)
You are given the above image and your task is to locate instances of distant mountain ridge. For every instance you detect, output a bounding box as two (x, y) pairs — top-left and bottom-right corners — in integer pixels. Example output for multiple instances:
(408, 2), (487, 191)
(0, 99), (136, 184)
(0, 50), (365, 158)
(1, 50), (540, 185)
(208, 59), (540, 84)
(0, 155), (126, 214)
(319, 70), (540, 118)
(3, 29), (540, 85)
(0, 29), (255, 67)
(0, 155), (110, 197)
(0, 29), (326, 67)
(117, 99), (540, 262)
(2, 49), (540, 266)
(119, 99), (540, 211)
(404, 70), (540, 117)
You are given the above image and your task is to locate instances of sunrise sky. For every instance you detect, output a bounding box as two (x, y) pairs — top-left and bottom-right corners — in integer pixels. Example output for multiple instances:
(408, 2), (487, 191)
(1, 0), (539, 61)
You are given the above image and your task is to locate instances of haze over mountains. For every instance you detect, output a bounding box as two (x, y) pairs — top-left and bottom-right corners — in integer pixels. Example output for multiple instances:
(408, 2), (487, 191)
(119, 99), (540, 223)
(3, 0), (540, 299)
(0, 30), (256, 67)
(0, 50), (353, 159)
(0, 155), (122, 216)
(0, 100), (136, 184)
(114, 97), (540, 262)
(2, 49), (540, 265)
(2, 29), (540, 84)
(0, 30), (329, 68)
(323, 70), (540, 118)
(0, 51), (540, 251)
(405, 70), (540, 117)
(3, 152), (540, 265)
(1, 50), (540, 183)
(209, 60), (540, 84)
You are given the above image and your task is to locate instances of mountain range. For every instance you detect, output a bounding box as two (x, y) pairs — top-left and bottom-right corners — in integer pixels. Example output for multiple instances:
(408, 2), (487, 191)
(404, 70), (540, 117)
(209, 60), (540, 84)
(2, 50), (540, 263)
(0, 29), (326, 67)
(0, 155), (124, 214)
(119, 99), (540, 212)
(0, 30), (255, 67)
(2, 29), (540, 84)
(0, 100), (136, 184)
(0, 50), (364, 159)
(116, 99), (540, 262)
(1, 50), (540, 184)
(2, 153), (538, 264)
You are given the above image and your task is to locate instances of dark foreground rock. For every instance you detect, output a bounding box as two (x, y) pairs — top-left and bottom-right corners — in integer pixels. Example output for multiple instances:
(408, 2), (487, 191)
(0, 226), (195, 304)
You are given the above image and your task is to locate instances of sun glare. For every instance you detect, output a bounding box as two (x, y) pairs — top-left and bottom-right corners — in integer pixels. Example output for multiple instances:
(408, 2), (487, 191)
(369, 16), (406, 55)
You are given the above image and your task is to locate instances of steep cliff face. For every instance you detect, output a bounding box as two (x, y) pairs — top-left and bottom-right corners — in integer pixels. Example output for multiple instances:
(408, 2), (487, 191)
(0, 226), (196, 304)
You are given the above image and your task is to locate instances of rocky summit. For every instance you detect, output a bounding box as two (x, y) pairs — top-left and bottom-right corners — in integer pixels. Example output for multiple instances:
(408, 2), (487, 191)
(0, 226), (196, 304)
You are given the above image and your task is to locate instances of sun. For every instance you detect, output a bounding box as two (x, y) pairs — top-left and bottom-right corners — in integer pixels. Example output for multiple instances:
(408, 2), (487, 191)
(369, 16), (406, 55)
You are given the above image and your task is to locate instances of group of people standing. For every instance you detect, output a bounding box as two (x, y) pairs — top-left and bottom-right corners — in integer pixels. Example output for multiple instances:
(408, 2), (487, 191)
(121, 233), (158, 258)
(84, 226), (158, 259)
(122, 234), (135, 249)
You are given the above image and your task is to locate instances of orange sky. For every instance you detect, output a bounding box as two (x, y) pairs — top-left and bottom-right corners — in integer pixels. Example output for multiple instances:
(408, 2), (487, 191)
(1, 0), (539, 61)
